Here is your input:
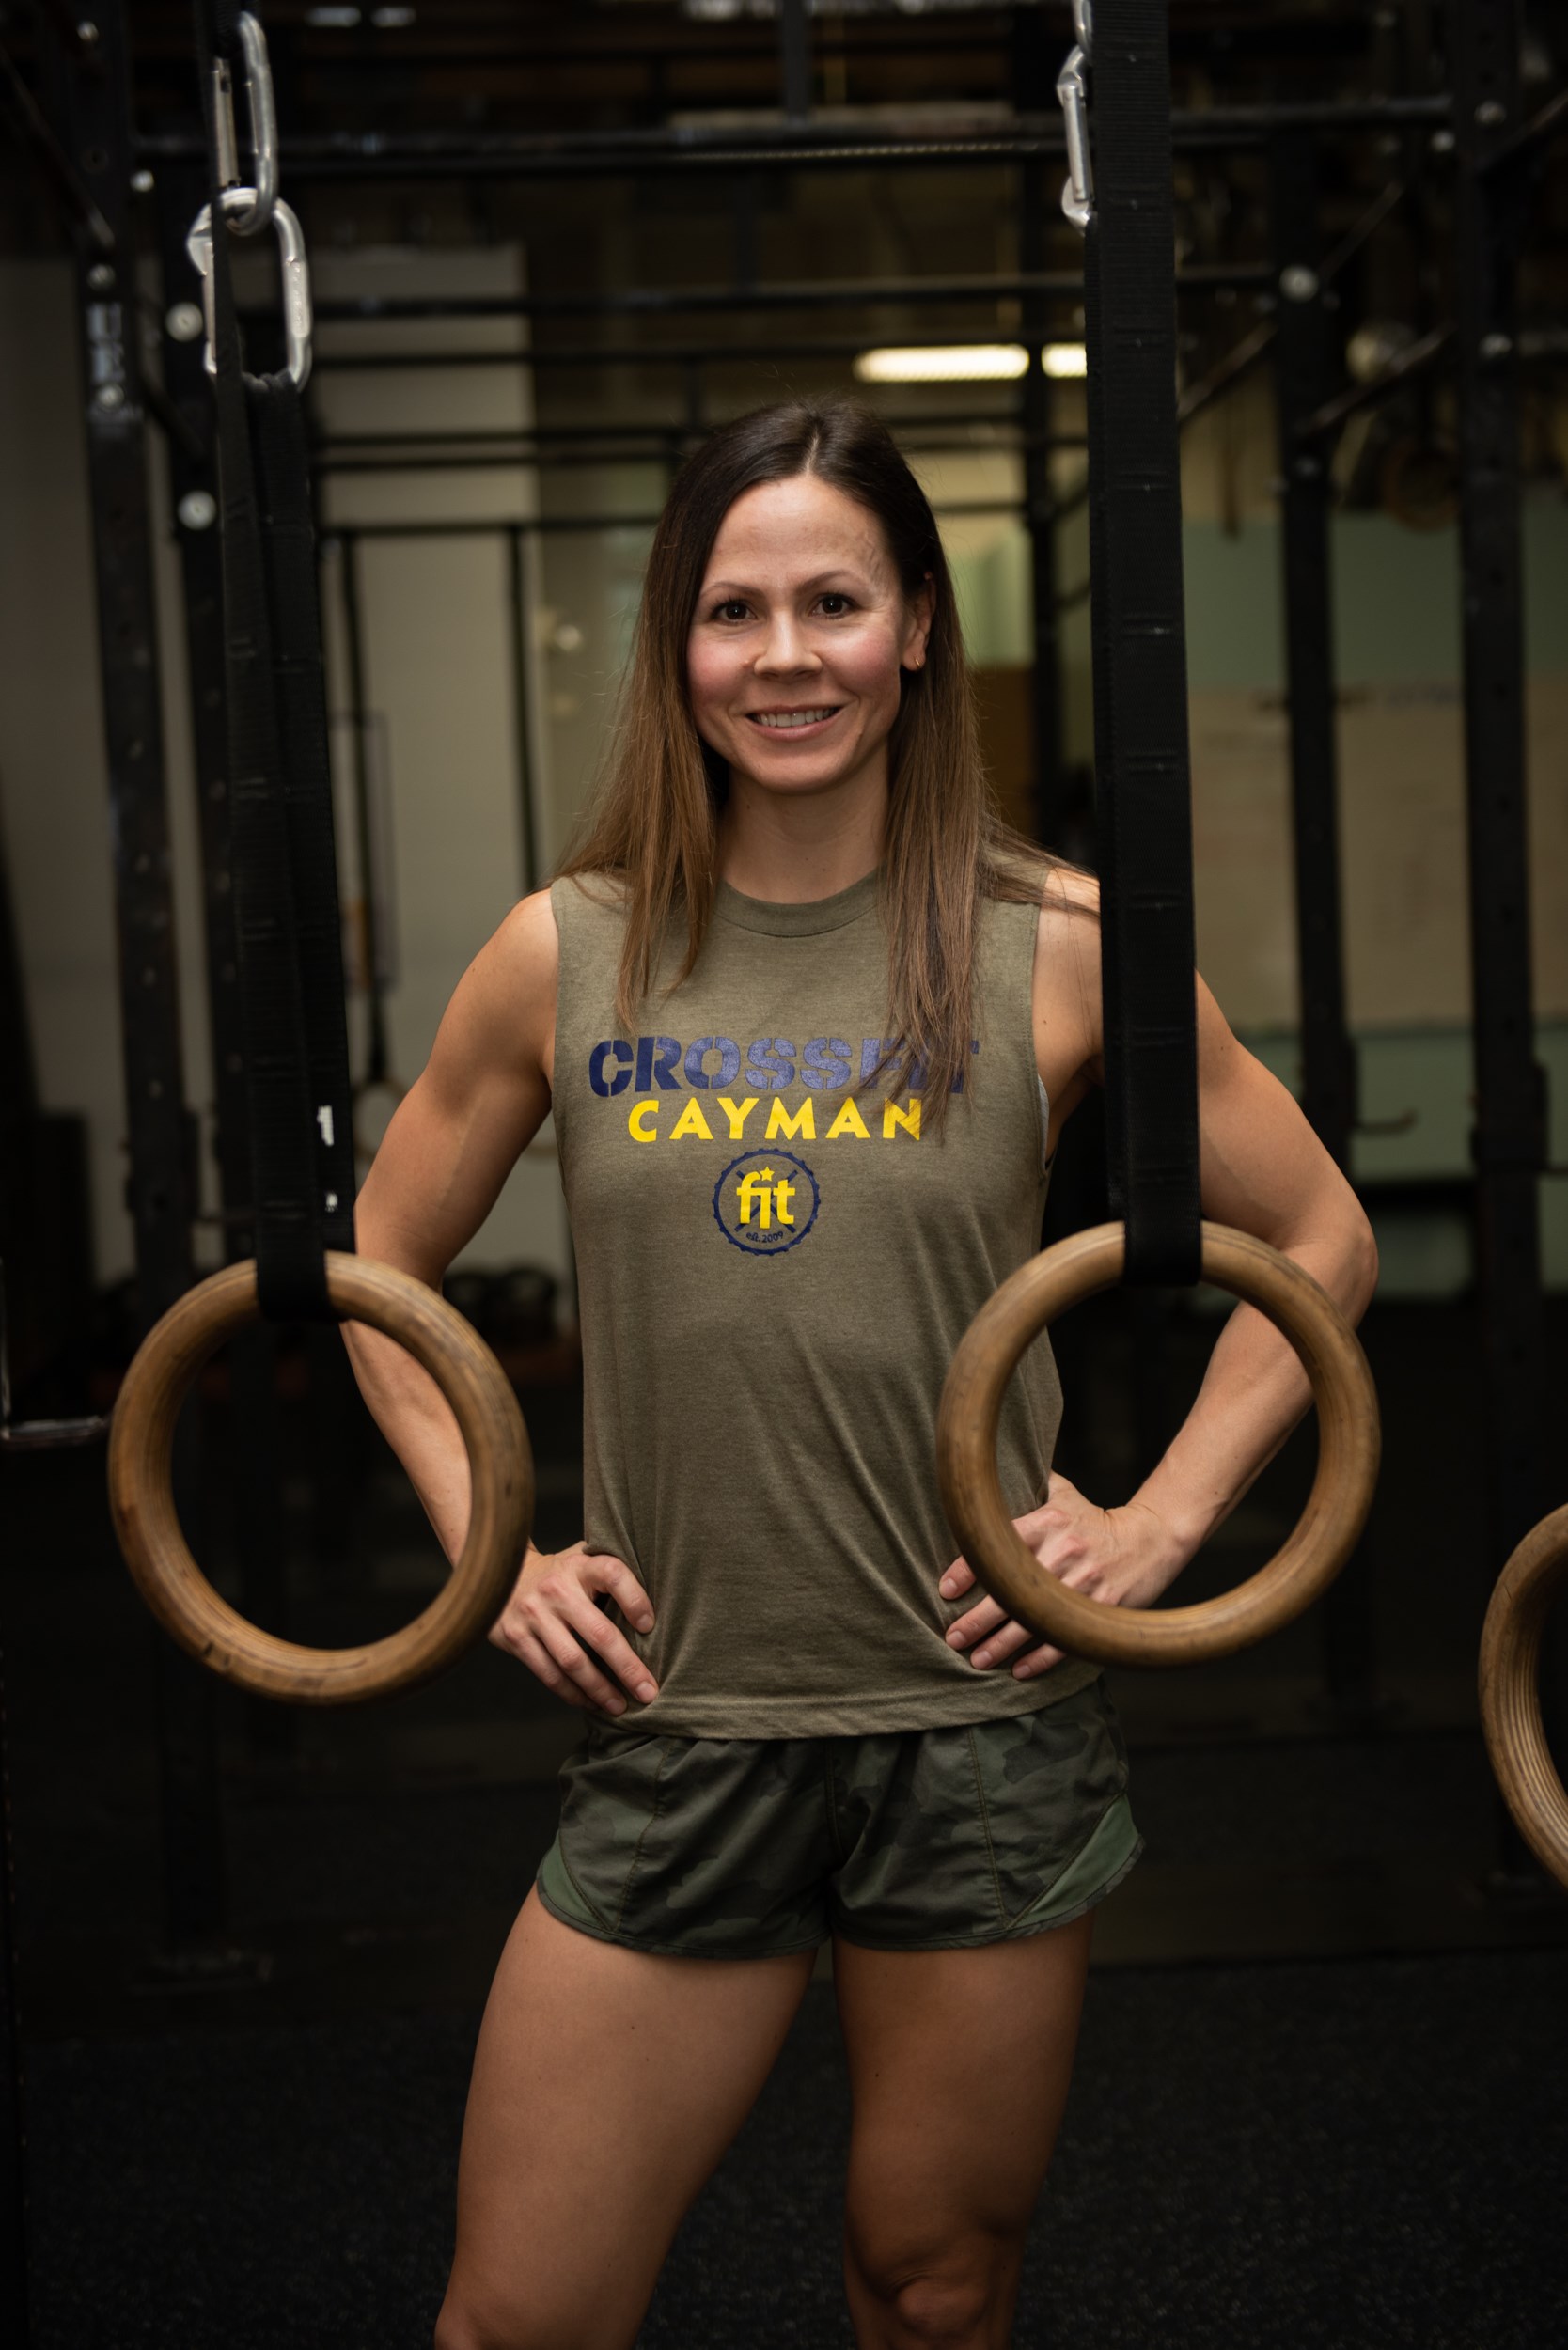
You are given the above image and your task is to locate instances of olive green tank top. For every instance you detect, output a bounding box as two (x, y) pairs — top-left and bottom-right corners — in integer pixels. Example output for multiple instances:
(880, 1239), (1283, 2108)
(549, 867), (1099, 1737)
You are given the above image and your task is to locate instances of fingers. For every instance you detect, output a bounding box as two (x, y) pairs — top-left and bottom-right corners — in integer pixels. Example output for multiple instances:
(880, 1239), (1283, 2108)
(938, 1558), (977, 1600)
(503, 1627), (598, 1713)
(971, 1617), (1062, 1675)
(570, 1595), (659, 1706)
(945, 1593), (1008, 1651)
(517, 1604), (633, 1715)
(490, 1547), (660, 1716)
(586, 1552), (657, 1636)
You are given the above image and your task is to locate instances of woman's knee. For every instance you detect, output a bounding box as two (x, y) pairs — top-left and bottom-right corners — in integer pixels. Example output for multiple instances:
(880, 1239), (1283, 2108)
(848, 2237), (1004, 2348)
(433, 2289), (512, 2350)
(432, 2282), (573, 2350)
(888, 2268), (994, 2346)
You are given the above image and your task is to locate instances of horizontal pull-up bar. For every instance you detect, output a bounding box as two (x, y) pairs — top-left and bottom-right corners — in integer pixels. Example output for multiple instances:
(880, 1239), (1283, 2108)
(312, 434), (1075, 478)
(309, 339), (1091, 376)
(322, 501), (1026, 543)
(310, 415), (1088, 450)
(134, 94), (1452, 181)
(288, 264), (1264, 325)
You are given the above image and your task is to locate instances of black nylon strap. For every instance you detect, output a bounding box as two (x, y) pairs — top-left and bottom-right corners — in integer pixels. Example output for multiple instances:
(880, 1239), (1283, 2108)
(252, 379), (356, 1264)
(1081, 0), (1201, 1287)
(196, 3), (354, 1317)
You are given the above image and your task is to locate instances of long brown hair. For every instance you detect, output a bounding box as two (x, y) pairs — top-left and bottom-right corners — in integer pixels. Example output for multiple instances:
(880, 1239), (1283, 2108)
(557, 398), (1062, 1117)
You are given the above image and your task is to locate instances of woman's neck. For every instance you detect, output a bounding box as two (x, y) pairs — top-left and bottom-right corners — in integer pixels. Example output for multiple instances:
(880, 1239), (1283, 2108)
(715, 770), (886, 905)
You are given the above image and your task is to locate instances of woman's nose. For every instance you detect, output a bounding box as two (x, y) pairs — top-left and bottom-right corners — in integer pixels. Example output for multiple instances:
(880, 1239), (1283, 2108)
(755, 617), (818, 673)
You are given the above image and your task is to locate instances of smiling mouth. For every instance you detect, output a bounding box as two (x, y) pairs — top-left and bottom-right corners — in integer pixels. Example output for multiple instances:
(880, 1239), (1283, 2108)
(745, 707), (844, 731)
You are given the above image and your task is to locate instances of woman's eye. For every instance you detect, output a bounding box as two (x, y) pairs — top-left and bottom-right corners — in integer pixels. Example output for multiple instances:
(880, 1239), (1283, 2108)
(818, 593), (854, 617)
(715, 599), (750, 622)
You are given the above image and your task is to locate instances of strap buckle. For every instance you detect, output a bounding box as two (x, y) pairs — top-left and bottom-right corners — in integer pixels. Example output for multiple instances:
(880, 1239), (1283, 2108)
(185, 188), (313, 390)
(1057, 0), (1095, 234)
(211, 12), (279, 239)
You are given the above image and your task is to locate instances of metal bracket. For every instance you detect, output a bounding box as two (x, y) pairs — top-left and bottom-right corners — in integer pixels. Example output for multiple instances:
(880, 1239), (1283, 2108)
(1057, 0), (1094, 234)
(210, 12), (278, 238)
(185, 188), (313, 388)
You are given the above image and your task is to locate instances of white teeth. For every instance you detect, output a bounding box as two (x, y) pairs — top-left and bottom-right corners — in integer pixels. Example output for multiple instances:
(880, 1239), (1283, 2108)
(752, 709), (839, 728)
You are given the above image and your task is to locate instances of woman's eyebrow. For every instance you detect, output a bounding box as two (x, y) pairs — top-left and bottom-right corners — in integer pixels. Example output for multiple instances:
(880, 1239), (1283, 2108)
(698, 569), (871, 598)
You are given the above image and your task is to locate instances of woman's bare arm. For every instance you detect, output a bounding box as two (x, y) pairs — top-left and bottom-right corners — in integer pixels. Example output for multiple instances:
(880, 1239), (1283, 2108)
(343, 889), (659, 1716)
(343, 890), (557, 1562)
(945, 879), (1378, 1672)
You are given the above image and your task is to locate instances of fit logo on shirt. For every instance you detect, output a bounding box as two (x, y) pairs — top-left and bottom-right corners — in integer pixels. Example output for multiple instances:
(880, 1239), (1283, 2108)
(712, 1150), (821, 1257)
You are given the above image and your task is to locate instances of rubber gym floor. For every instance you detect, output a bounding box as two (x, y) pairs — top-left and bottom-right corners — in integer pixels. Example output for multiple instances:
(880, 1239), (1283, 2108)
(5, 1291), (1567, 2348)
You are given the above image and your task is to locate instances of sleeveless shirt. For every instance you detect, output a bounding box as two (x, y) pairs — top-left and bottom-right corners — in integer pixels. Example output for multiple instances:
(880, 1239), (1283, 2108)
(548, 866), (1100, 1738)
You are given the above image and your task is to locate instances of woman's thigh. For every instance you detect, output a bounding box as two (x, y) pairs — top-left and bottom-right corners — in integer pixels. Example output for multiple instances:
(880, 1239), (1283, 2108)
(832, 1916), (1095, 2345)
(440, 1888), (815, 2350)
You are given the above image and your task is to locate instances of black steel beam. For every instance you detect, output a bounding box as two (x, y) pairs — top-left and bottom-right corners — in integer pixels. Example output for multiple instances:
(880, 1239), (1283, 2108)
(1476, 80), (1568, 178)
(1296, 321), (1454, 442)
(311, 433), (1064, 477)
(154, 168), (251, 1258)
(1175, 178), (1410, 438)
(310, 412), (1086, 449)
(0, 1632), (28, 2345)
(1452, 0), (1550, 1659)
(0, 29), (113, 248)
(337, 534), (393, 1092)
(1270, 135), (1358, 1171)
(133, 95), (1453, 180)
(505, 530), (540, 900)
(288, 263), (1268, 329)
(778, 0), (811, 125)
(48, 0), (228, 1950)
(325, 499), (1026, 544)
(1269, 130), (1378, 1725)
(1019, 158), (1064, 846)
(309, 337), (1060, 376)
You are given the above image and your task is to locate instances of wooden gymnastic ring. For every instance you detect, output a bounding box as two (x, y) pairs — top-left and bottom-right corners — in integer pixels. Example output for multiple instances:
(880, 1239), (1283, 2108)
(107, 1252), (533, 1706)
(1479, 1504), (1568, 1892)
(936, 1220), (1380, 1668)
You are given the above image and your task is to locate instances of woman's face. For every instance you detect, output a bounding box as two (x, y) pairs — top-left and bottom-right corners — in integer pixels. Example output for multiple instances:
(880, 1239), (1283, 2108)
(686, 473), (932, 807)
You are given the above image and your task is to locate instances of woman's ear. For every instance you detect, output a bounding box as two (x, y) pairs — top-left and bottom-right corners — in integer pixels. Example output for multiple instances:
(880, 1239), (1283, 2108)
(902, 573), (936, 672)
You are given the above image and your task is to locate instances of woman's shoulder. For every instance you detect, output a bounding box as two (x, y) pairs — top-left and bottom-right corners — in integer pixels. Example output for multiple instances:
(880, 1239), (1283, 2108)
(484, 886), (560, 995)
(1039, 860), (1100, 918)
(983, 846), (1101, 931)
(543, 868), (635, 960)
(548, 868), (632, 922)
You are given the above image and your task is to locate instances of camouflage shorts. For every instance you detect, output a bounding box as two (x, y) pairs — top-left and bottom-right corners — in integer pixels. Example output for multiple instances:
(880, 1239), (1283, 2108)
(534, 1679), (1141, 1959)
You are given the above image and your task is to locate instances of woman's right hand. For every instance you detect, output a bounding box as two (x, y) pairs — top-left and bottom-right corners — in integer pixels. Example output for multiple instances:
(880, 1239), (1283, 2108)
(488, 1543), (659, 1717)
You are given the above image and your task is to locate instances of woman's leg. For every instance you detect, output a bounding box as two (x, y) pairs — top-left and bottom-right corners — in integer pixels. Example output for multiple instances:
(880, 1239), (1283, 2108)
(436, 1887), (816, 2350)
(833, 1914), (1095, 2350)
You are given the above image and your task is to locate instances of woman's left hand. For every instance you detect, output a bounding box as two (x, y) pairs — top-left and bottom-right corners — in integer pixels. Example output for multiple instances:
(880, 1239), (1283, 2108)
(940, 1470), (1187, 1676)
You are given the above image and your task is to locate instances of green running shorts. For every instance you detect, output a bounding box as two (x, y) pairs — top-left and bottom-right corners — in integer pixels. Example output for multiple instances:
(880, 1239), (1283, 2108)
(535, 1676), (1141, 1959)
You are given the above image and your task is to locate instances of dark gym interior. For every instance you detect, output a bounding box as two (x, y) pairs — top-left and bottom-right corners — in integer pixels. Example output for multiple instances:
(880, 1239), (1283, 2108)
(2, 6), (1566, 2346)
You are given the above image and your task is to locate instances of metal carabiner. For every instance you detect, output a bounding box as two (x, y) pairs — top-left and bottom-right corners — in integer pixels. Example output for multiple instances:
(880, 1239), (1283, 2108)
(185, 188), (313, 389)
(1057, 0), (1094, 235)
(211, 12), (279, 238)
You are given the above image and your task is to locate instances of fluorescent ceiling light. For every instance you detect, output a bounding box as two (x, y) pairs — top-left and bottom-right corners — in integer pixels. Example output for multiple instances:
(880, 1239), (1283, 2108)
(855, 345), (1028, 384)
(854, 343), (1088, 384)
(306, 7), (362, 24)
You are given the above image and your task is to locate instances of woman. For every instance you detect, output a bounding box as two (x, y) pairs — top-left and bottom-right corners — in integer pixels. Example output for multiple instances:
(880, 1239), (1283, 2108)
(346, 400), (1376, 2350)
